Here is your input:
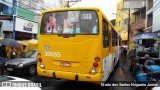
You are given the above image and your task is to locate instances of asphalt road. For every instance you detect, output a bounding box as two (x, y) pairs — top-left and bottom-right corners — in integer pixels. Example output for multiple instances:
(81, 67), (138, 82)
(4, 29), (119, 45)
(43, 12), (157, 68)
(5, 55), (135, 90)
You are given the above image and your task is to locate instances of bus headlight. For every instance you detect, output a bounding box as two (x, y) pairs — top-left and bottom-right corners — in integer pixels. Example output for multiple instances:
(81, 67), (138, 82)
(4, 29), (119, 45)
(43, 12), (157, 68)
(18, 63), (24, 68)
(40, 62), (45, 69)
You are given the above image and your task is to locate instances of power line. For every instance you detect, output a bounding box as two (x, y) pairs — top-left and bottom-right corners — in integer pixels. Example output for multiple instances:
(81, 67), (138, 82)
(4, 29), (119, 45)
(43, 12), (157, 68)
(1, 0), (52, 15)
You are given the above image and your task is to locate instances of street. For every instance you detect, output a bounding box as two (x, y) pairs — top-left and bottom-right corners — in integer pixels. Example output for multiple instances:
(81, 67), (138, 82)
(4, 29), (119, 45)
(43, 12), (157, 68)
(5, 55), (135, 90)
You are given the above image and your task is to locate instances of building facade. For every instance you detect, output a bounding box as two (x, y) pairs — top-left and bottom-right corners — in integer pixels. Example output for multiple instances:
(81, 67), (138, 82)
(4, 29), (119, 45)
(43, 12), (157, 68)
(0, 0), (15, 39)
(115, 0), (127, 44)
(153, 0), (160, 53)
(131, 7), (146, 49)
(116, 0), (158, 50)
(115, 0), (135, 46)
(0, 0), (66, 40)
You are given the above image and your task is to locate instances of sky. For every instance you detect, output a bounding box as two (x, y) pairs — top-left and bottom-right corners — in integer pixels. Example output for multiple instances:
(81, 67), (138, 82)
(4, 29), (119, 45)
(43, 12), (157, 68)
(71, 0), (120, 20)
(44, 0), (120, 20)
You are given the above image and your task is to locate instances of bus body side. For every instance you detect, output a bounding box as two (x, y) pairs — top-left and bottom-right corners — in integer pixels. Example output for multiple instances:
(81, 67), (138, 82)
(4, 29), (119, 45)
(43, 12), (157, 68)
(100, 14), (121, 81)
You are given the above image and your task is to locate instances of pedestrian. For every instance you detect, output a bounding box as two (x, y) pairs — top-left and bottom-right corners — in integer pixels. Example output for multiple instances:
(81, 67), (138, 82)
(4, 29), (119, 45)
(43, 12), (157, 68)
(123, 48), (127, 59)
(129, 49), (134, 60)
(155, 48), (159, 57)
(0, 45), (7, 75)
(10, 47), (17, 59)
(130, 49), (136, 71)
(121, 47), (124, 57)
(20, 45), (27, 57)
(144, 54), (156, 70)
(133, 49), (137, 58)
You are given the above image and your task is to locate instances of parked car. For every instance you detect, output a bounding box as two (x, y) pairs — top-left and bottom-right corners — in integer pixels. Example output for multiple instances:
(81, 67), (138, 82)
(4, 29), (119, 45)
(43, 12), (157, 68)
(0, 75), (41, 90)
(5, 49), (37, 75)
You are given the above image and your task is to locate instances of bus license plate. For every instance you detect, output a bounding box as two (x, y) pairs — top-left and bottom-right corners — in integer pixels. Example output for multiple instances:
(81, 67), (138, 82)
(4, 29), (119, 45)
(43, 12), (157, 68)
(7, 68), (13, 71)
(60, 62), (71, 67)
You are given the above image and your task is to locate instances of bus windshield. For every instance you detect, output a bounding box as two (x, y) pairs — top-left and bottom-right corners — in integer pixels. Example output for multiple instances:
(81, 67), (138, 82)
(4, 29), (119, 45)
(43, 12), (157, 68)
(40, 10), (98, 35)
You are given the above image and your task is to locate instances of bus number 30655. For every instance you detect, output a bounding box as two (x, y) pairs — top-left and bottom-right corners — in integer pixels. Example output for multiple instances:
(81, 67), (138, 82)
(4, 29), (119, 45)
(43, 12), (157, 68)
(44, 51), (61, 57)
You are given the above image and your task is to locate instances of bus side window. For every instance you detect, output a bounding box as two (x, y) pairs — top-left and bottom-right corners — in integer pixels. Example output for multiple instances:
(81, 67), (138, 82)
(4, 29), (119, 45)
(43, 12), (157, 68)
(112, 29), (117, 46)
(115, 31), (118, 46)
(103, 18), (109, 48)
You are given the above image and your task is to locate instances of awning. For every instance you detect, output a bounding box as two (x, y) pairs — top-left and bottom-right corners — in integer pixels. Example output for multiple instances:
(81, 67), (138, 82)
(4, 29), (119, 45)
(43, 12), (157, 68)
(133, 32), (158, 40)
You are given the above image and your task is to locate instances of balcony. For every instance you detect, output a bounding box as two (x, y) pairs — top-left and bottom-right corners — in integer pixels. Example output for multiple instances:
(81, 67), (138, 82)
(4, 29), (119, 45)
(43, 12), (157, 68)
(146, 0), (153, 15)
(147, 0), (153, 11)
(131, 19), (145, 31)
(146, 7), (153, 15)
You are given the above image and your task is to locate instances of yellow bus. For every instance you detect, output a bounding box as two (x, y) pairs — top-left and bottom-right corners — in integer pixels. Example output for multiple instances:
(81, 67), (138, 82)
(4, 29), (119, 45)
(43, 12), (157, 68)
(37, 7), (122, 83)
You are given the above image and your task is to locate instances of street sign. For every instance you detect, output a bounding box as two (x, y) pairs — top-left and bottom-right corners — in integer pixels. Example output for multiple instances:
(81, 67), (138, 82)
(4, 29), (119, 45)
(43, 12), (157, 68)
(0, 15), (13, 20)
(123, 0), (145, 9)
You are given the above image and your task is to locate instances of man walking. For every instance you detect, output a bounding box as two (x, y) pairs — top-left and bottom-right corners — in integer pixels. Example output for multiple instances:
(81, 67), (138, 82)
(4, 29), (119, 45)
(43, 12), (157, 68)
(0, 45), (7, 75)
(123, 48), (127, 59)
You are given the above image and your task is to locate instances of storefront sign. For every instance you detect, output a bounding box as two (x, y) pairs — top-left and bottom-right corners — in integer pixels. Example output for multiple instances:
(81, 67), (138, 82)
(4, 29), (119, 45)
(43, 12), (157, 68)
(23, 22), (33, 31)
(133, 32), (158, 40)
(15, 17), (38, 34)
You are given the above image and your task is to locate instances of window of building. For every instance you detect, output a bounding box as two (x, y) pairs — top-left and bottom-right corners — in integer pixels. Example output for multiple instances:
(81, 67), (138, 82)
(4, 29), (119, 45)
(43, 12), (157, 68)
(123, 18), (128, 25)
(112, 29), (118, 46)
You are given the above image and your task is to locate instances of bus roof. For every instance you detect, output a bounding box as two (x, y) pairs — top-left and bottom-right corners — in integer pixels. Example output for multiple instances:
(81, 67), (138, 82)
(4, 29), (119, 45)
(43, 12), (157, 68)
(42, 7), (100, 13)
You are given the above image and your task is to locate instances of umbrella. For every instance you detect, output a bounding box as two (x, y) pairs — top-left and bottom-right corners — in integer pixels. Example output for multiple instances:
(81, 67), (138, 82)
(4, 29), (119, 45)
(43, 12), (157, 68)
(0, 38), (20, 48)
(17, 41), (28, 46)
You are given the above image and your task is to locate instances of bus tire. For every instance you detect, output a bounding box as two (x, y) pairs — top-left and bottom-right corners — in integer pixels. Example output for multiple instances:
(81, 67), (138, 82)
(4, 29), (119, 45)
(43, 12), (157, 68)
(116, 60), (119, 67)
(115, 59), (120, 71)
(112, 58), (116, 72)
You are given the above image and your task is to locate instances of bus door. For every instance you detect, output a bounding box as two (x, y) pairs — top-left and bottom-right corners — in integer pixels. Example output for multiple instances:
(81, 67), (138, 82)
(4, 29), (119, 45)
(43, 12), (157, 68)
(102, 19), (111, 81)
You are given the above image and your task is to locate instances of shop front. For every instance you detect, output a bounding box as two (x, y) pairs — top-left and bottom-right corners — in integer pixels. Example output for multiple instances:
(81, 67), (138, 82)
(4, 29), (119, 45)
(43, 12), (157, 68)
(133, 32), (158, 50)
(15, 17), (38, 40)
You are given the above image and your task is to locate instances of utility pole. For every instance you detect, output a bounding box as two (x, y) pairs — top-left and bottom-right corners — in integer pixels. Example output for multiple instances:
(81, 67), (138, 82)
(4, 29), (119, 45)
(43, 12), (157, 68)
(66, 0), (70, 7)
(128, 9), (130, 50)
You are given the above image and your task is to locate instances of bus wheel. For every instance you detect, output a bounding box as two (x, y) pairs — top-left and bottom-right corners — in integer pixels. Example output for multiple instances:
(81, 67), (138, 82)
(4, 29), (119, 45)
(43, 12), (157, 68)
(116, 60), (119, 67)
(112, 58), (116, 72)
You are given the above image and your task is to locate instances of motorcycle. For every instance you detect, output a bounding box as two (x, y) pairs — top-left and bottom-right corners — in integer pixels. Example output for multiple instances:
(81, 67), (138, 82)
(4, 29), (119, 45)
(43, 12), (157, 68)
(142, 71), (160, 90)
(133, 61), (160, 90)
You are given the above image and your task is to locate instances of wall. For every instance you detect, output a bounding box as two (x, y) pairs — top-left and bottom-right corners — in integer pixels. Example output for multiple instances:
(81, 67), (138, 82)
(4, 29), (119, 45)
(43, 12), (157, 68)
(152, 0), (160, 32)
